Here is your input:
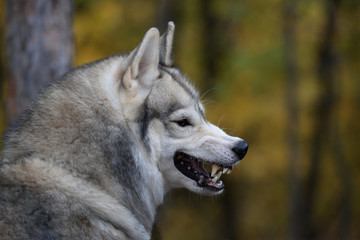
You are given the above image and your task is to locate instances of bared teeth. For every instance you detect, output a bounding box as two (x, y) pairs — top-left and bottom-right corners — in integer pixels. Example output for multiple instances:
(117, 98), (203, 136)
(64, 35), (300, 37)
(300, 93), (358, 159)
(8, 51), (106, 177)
(212, 171), (223, 183)
(212, 165), (233, 175)
(211, 164), (220, 177)
(211, 164), (234, 182)
(212, 175), (219, 183)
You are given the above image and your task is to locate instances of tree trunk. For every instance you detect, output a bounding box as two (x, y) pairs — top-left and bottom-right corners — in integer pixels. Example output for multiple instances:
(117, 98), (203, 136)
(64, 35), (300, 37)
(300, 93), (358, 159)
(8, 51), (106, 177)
(199, 0), (231, 93)
(282, 0), (303, 239)
(5, 0), (74, 123)
(304, 0), (352, 239)
(199, 0), (217, 92)
(0, 44), (5, 140)
(156, 0), (178, 33)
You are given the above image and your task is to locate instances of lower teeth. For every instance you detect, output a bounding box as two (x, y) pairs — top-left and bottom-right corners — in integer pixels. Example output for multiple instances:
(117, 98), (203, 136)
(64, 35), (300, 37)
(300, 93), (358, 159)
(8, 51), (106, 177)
(212, 176), (219, 183)
(211, 171), (223, 183)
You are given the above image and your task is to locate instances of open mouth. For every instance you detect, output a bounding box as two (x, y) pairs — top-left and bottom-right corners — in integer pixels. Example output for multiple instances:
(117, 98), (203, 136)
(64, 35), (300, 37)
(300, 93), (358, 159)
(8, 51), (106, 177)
(173, 152), (233, 192)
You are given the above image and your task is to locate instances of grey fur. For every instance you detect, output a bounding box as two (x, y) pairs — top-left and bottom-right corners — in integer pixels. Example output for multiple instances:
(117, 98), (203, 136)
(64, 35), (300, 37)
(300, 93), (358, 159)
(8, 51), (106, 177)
(0, 22), (247, 240)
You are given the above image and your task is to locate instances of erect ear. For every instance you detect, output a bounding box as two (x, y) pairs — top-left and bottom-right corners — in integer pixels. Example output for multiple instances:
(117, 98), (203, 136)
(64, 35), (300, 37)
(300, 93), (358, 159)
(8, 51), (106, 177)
(159, 21), (175, 66)
(123, 28), (160, 90)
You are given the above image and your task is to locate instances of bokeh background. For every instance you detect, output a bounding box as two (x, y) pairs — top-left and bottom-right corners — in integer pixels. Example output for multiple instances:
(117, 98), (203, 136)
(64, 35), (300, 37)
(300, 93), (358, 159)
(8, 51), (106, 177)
(0, 0), (359, 239)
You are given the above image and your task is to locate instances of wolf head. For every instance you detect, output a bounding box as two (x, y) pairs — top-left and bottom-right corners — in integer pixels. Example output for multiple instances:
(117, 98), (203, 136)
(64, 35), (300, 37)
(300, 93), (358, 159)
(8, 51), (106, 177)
(114, 22), (248, 195)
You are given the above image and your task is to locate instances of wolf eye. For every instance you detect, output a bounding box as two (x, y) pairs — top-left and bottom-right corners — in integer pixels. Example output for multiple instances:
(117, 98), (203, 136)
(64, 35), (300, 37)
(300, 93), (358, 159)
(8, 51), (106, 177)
(176, 119), (191, 127)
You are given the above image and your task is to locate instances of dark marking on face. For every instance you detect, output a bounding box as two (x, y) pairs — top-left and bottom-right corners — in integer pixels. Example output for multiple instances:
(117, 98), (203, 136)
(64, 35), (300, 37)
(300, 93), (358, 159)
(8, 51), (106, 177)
(163, 102), (183, 119)
(136, 65), (201, 152)
(137, 97), (184, 151)
(137, 101), (157, 151)
(138, 103), (152, 142)
(103, 127), (142, 191)
(196, 103), (206, 120)
(102, 126), (152, 229)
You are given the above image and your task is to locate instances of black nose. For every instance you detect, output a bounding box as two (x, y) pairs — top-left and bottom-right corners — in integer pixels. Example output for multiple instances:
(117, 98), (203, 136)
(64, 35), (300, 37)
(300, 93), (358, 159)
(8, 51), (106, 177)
(232, 140), (248, 160)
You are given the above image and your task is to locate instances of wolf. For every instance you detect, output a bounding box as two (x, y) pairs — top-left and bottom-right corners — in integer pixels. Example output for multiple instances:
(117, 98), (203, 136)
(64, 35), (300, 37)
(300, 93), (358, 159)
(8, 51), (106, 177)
(0, 22), (248, 240)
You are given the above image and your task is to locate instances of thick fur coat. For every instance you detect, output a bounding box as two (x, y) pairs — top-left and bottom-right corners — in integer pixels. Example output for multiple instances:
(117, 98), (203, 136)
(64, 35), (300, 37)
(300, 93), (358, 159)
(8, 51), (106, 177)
(0, 22), (248, 240)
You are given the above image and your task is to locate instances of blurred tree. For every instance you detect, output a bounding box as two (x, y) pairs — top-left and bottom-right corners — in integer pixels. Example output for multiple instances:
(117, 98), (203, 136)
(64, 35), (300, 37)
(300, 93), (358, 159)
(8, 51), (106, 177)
(156, 0), (178, 33)
(5, 0), (74, 123)
(199, 0), (231, 93)
(0, 45), (4, 145)
(282, 0), (302, 239)
(304, 0), (352, 238)
(0, 1), (6, 140)
(200, 0), (217, 92)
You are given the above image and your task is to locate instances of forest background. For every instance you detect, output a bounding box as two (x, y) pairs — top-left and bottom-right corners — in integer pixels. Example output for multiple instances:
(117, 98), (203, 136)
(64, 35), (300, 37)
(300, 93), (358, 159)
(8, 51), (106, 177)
(0, 0), (359, 239)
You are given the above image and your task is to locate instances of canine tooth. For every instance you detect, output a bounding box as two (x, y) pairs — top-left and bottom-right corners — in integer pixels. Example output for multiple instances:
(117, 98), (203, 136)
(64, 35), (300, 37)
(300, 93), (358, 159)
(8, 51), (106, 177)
(212, 175), (219, 183)
(211, 164), (219, 177)
(223, 168), (228, 174)
(212, 171), (223, 183)
(227, 168), (232, 174)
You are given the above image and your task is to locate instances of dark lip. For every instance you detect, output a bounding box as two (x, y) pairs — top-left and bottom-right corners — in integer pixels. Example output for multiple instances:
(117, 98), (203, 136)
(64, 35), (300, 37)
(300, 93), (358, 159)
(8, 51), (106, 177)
(173, 152), (230, 192)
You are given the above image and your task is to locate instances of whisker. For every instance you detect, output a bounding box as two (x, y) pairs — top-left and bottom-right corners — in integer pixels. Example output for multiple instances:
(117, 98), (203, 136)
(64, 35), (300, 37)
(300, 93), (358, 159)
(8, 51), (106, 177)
(217, 115), (225, 127)
(202, 99), (216, 107)
(221, 128), (237, 135)
(200, 88), (216, 101)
